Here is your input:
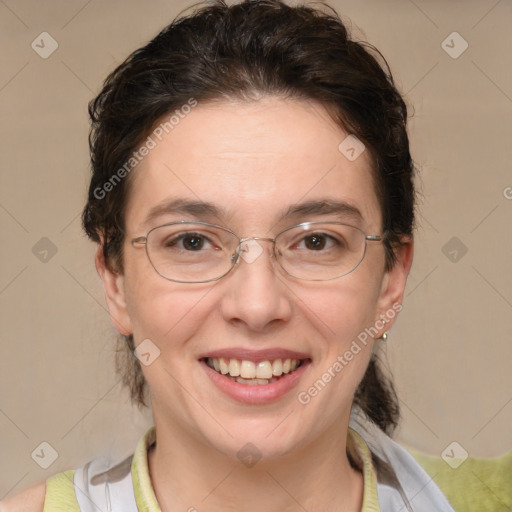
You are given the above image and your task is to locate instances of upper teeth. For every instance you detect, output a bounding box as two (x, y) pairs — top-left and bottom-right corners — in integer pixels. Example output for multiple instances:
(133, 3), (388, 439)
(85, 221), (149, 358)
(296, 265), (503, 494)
(207, 357), (301, 379)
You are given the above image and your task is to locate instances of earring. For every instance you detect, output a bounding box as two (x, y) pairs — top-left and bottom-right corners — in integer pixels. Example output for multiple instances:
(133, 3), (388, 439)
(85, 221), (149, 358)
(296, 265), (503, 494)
(379, 332), (388, 341)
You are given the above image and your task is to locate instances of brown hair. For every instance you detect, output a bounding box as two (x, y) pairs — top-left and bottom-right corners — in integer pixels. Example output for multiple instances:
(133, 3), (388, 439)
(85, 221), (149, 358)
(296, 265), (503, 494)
(83, 0), (414, 435)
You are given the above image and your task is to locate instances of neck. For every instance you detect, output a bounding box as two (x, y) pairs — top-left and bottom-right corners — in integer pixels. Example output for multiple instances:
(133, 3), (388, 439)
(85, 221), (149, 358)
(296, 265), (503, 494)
(147, 416), (363, 512)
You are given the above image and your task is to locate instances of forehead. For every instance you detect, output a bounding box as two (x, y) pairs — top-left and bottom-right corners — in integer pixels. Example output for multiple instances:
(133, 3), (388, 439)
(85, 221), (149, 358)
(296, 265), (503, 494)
(125, 97), (381, 233)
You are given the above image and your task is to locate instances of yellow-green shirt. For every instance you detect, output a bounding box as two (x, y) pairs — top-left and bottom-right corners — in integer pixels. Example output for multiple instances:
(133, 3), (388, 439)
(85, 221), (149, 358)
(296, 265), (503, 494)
(43, 426), (380, 511)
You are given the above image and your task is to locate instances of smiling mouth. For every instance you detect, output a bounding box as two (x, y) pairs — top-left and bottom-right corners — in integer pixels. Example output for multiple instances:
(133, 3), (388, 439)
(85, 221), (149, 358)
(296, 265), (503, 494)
(203, 357), (309, 385)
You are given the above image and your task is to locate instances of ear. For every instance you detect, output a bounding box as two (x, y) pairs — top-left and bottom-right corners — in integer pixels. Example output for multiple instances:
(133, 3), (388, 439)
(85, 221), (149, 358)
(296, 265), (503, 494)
(375, 237), (414, 336)
(95, 245), (133, 336)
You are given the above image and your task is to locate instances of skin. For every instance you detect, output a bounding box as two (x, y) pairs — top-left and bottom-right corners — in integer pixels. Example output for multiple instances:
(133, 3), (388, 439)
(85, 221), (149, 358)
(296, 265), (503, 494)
(96, 96), (413, 512)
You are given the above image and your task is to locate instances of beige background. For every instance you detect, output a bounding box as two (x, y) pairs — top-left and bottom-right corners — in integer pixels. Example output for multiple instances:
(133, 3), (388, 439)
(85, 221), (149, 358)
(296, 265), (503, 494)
(1, 0), (511, 499)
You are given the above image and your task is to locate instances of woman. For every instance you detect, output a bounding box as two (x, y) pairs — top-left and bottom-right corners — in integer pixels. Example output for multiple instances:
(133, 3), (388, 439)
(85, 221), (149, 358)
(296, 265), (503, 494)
(1, 0), (454, 510)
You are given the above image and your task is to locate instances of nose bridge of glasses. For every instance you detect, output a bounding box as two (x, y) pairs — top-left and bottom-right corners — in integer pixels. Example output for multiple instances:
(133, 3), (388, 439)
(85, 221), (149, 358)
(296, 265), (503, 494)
(238, 236), (275, 244)
(235, 236), (277, 265)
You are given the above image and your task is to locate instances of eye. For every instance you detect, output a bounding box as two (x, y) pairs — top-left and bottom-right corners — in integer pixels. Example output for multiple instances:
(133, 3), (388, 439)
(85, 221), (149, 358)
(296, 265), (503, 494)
(297, 232), (341, 251)
(164, 232), (214, 251)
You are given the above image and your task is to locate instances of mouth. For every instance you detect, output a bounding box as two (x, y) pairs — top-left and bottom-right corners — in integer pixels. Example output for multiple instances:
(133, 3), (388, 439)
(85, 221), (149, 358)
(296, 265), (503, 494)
(202, 357), (309, 385)
(198, 348), (312, 403)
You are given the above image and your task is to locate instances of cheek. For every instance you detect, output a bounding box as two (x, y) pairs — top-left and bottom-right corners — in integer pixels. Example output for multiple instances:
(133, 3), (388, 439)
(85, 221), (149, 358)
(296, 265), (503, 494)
(296, 282), (379, 409)
(121, 251), (204, 347)
(127, 283), (206, 345)
(297, 275), (382, 348)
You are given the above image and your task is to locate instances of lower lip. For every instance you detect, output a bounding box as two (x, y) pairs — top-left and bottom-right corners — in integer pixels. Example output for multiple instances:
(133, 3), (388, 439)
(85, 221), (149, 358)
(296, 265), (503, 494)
(200, 359), (311, 404)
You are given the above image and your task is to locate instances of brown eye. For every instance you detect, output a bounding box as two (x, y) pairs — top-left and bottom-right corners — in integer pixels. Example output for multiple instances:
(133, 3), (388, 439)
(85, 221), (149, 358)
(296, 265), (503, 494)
(164, 232), (211, 251)
(304, 234), (326, 250)
(182, 235), (205, 250)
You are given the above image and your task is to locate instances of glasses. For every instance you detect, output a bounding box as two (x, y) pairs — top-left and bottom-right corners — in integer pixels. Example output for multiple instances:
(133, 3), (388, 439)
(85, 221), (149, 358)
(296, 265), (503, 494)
(130, 220), (385, 283)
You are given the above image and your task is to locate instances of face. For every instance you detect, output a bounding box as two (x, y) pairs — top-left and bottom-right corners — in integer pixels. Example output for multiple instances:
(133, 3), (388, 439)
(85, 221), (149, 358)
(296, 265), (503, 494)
(98, 96), (412, 460)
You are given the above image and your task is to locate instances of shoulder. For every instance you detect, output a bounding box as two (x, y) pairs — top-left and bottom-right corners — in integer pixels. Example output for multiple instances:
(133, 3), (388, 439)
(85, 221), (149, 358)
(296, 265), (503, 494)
(0, 480), (46, 512)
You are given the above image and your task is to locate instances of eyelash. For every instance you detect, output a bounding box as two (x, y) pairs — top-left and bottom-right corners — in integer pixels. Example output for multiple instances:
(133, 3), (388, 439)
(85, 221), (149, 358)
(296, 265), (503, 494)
(164, 232), (343, 251)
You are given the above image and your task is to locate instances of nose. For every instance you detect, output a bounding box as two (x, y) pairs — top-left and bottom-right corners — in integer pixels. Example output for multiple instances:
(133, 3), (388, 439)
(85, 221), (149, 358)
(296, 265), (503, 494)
(219, 238), (293, 332)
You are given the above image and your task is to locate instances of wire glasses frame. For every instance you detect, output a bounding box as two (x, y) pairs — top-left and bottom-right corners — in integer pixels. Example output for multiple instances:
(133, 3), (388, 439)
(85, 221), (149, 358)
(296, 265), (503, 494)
(130, 220), (385, 283)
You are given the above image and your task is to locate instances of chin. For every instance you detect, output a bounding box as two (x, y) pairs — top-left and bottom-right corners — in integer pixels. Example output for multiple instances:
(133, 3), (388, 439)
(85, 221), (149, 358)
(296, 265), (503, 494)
(200, 412), (309, 461)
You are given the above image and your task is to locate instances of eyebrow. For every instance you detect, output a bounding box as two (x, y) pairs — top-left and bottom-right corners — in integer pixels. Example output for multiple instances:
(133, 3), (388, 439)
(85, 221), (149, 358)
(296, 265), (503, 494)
(143, 198), (223, 225)
(143, 198), (363, 226)
(282, 199), (362, 223)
